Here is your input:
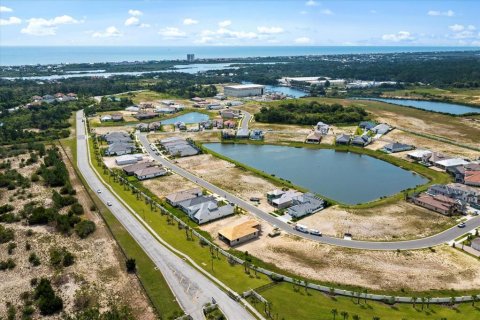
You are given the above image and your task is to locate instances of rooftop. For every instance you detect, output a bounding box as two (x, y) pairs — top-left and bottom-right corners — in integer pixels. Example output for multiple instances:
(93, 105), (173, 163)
(224, 84), (265, 90)
(218, 220), (260, 241)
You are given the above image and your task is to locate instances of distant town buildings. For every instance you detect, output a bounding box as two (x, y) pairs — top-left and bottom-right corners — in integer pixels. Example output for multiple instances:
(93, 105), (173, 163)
(187, 53), (195, 62)
(224, 84), (265, 97)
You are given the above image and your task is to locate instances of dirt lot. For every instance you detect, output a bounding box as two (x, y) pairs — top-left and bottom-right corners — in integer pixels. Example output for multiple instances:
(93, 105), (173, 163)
(239, 231), (480, 292)
(175, 154), (281, 213)
(91, 126), (134, 136)
(0, 147), (155, 319)
(149, 131), (221, 143)
(301, 201), (454, 241)
(142, 173), (198, 199)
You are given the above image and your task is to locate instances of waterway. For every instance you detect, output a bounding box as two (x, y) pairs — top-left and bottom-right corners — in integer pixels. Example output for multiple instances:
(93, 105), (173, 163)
(161, 112), (209, 125)
(355, 97), (480, 115)
(204, 143), (428, 205)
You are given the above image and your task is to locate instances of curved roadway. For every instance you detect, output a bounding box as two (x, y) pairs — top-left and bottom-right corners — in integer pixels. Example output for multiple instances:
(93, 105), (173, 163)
(77, 111), (255, 320)
(139, 132), (480, 251)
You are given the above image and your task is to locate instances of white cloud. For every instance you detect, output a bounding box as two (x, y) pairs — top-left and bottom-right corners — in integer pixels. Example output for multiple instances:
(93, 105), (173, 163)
(124, 16), (139, 27)
(467, 25), (476, 31)
(139, 23), (150, 28)
(92, 26), (122, 38)
(257, 26), (284, 34)
(305, 0), (318, 6)
(183, 18), (198, 25)
(128, 9), (142, 17)
(21, 15), (81, 36)
(295, 36), (312, 44)
(0, 6), (13, 13)
(449, 24), (464, 32)
(158, 27), (186, 39)
(382, 31), (414, 42)
(218, 20), (231, 28)
(427, 10), (454, 17)
(0, 16), (21, 26)
(321, 9), (334, 15)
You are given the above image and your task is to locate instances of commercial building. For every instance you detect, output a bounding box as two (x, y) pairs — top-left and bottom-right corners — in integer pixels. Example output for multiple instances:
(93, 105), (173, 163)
(224, 84), (265, 97)
(218, 220), (261, 246)
(187, 53), (195, 62)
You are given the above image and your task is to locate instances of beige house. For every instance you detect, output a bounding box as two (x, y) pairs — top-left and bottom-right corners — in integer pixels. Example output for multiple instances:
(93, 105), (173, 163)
(218, 220), (261, 246)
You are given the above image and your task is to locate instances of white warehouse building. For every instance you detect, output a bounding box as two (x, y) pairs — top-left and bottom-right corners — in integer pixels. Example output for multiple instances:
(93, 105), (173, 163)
(223, 84), (265, 97)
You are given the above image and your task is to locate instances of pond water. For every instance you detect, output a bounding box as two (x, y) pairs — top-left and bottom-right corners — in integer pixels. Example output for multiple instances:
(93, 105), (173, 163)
(264, 85), (307, 98)
(354, 97), (480, 115)
(204, 143), (428, 205)
(161, 112), (209, 125)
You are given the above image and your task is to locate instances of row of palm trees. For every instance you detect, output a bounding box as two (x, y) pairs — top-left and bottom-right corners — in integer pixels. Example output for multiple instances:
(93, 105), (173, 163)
(331, 309), (375, 320)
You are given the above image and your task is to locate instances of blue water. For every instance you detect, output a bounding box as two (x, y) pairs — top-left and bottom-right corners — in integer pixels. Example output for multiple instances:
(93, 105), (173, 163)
(357, 97), (480, 115)
(204, 143), (427, 205)
(1, 46), (478, 66)
(265, 85), (306, 98)
(161, 112), (209, 125)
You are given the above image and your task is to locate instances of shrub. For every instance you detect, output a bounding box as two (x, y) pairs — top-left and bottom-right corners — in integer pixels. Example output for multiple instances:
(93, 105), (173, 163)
(0, 204), (14, 214)
(7, 242), (16, 255)
(126, 258), (136, 273)
(34, 278), (63, 315)
(0, 258), (16, 270)
(29, 253), (41, 267)
(63, 251), (75, 267)
(50, 247), (75, 268)
(0, 225), (15, 243)
(75, 220), (96, 239)
(30, 173), (40, 182)
(70, 203), (84, 215)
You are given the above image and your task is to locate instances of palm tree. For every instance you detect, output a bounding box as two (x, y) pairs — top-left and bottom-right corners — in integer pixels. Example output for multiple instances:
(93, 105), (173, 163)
(340, 311), (349, 320)
(331, 308), (338, 320)
(426, 296), (431, 309)
(421, 297), (426, 310)
(471, 294), (478, 307)
(352, 315), (360, 320)
(411, 296), (417, 308)
(304, 280), (308, 293)
(450, 296), (456, 306)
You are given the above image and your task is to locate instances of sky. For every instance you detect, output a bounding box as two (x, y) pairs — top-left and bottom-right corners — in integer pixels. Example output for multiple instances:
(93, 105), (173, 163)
(0, 0), (479, 46)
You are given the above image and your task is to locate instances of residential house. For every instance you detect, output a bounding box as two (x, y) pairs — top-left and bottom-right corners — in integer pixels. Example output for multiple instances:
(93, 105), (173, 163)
(105, 142), (135, 156)
(161, 100), (175, 105)
(115, 154), (143, 166)
(207, 104), (222, 110)
(134, 166), (167, 180)
(434, 158), (470, 171)
(447, 163), (480, 183)
(287, 193), (325, 218)
(315, 122), (330, 135)
(335, 134), (351, 145)
(136, 123), (149, 132)
(372, 123), (391, 135)
(155, 106), (176, 114)
(220, 109), (239, 119)
(135, 112), (157, 120)
(407, 150), (432, 161)
(351, 134), (371, 147)
(66, 93), (77, 100)
(222, 129), (236, 139)
(42, 95), (55, 103)
(267, 189), (303, 209)
(100, 115), (113, 122)
(412, 193), (461, 216)
(305, 131), (322, 144)
(216, 119), (224, 129)
(359, 121), (376, 131)
(191, 97), (205, 103)
(382, 142), (414, 153)
(148, 122), (162, 131)
(218, 220), (261, 246)
(31, 95), (43, 102)
(428, 184), (478, 207)
(178, 196), (234, 224)
(465, 170), (480, 187)
(250, 130), (264, 141)
(159, 137), (198, 157)
(103, 131), (132, 144)
(125, 106), (139, 112)
(123, 162), (153, 175)
(166, 188), (203, 207)
(111, 113), (124, 122)
(224, 120), (236, 129)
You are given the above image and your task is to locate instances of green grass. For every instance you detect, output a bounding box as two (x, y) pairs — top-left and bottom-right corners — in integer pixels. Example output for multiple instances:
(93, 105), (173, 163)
(63, 122), (183, 319)
(88, 139), (271, 294)
(250, 282), (480, 320)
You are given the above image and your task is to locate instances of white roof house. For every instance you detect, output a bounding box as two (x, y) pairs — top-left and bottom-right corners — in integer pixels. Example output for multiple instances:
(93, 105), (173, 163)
(407, 150), (432, 160)
(435, 158), (470, 170)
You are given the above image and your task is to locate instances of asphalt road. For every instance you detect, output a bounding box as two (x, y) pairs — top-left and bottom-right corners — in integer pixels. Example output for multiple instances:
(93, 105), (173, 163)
(139, 132), (480, 251)
(76, 111), (255, 320)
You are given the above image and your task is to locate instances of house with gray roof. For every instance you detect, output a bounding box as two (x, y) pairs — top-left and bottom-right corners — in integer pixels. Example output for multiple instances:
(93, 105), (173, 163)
(382, 142), (414, 153)
(287, 193), (325, 218)
(103, 131), (132, 144)
(123, 162), (153, 175)
(315, 122), (330, 135)
(351, 134), (371, 147)
(372, 123), (391, 135)
(335, 134), (351, 145)
(166, 188), (203, 207)
(359, 121), (376, 130)
(105, 142), (135, 156)
(134, 166), (167, 180)
(178, 195), (234, 224)
(428, 183), (479, 206)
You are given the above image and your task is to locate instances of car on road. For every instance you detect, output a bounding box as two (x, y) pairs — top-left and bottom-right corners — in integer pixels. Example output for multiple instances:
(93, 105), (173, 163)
(294, 224), (309, 233)
(97, 189), (101, 193)
(107, 201), (112, 206)
(458, 222), (466, 228)
(309, 229), (322, 236)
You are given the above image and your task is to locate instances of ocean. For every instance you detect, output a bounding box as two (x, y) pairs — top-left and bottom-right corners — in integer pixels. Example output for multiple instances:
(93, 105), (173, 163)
(1, 46), (478, 66)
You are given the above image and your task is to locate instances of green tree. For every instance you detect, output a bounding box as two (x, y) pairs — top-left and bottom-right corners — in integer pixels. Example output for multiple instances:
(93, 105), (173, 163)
(331, 308), (338, 320)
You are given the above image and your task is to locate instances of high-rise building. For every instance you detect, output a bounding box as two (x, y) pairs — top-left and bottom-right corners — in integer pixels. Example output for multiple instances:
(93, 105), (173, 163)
(187, 54), (195, 62)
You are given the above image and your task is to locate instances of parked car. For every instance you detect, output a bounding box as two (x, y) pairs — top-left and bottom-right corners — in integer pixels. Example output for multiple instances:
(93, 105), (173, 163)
(309, 229), (322, 236)
(96, 189), (102, 194)
(294, 224), (309, 233)
(458, 222), (466, 228)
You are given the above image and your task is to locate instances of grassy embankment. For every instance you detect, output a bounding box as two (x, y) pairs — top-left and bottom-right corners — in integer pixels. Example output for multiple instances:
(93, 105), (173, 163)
(61, 119), (183, 319)
(196, 140), (451, 209)
(249, 282), (480, 320)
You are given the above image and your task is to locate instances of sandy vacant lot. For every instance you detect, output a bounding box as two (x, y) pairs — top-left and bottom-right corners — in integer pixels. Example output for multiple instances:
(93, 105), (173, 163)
(240, 233), (480, 292)
(301, 202), (454, 241)
(0, 149), (154, 319)
(149, 131), (221, 143)
(142, 173), (198, 199)
(175, 154), (281, 213)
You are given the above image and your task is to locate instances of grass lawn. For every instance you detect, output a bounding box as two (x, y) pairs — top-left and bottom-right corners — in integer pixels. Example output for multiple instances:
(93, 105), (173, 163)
(88, 139), (271, 293)
(250, 282), (480, 320)
(62, 122), (183, 318)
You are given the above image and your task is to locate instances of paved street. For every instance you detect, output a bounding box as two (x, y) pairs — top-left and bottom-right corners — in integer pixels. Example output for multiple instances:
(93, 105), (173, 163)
(76, 111), (255, 320)
(139, 132), (480, 251)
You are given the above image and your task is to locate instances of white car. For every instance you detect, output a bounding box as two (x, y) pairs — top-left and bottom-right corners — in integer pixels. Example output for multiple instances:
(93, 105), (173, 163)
(309, 229), (322, 236)
(97, 189), (102, 194)
(107, 201), (112, 206)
